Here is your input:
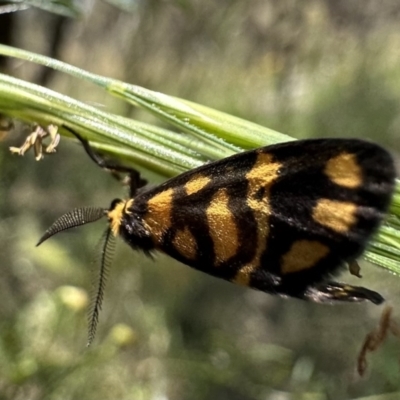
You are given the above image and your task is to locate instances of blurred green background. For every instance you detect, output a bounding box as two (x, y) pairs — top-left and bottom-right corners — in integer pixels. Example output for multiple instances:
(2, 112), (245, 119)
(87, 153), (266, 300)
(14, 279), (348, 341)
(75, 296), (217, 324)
(1, 1), (400, 399)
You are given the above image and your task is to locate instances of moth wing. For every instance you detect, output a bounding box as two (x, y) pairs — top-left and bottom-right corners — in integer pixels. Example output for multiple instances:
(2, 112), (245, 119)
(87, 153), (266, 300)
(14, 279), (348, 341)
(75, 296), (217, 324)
(251, 139), (395, 293)
(136, 139), (395, 294)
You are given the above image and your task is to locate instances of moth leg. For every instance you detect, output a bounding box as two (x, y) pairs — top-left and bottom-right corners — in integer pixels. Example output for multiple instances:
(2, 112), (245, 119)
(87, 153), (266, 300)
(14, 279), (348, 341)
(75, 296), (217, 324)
(348, 259), (362, 278)
(64, 127), (147, 197)
(301, 281), (384, 305)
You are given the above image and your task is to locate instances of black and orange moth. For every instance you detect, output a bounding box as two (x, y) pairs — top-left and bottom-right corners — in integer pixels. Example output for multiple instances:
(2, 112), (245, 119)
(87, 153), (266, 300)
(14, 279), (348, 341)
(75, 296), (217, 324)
(37, 129), (396, 343)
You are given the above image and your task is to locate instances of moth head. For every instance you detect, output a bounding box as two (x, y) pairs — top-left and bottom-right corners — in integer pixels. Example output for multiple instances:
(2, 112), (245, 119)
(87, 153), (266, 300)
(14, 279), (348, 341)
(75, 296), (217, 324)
(106, 198), (133, 237)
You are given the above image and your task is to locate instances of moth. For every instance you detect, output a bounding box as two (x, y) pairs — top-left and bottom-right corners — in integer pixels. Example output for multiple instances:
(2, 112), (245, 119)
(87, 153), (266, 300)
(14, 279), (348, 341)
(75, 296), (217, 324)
(37, 129), (396, 344)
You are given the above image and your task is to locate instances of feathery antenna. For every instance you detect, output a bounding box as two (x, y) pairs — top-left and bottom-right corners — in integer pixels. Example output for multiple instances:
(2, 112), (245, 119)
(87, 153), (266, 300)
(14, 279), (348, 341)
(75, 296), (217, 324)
(37, 207), (106, 246)
(87, 227), (116, 346)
